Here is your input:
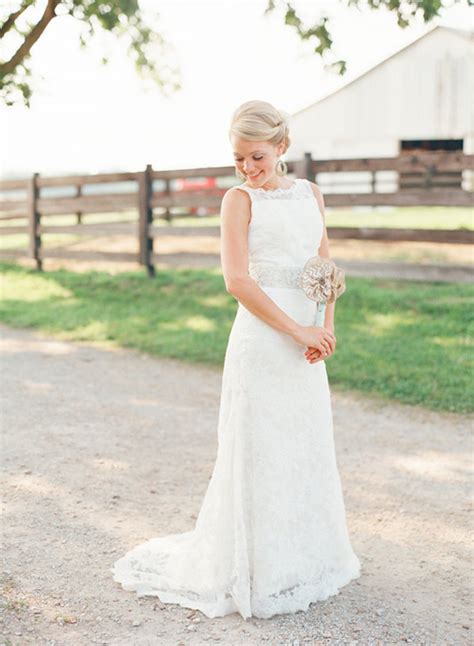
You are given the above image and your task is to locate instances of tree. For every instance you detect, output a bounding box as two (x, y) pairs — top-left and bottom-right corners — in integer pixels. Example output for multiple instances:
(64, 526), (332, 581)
(0, 0), (180, 106)
(265, 0), (473, 75)
(0, 0), (471, 107)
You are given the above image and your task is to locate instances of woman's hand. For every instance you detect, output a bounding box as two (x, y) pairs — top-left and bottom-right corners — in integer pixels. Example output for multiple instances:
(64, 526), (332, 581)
(292, 325), (336, 359)
(305, 325), (336, 363)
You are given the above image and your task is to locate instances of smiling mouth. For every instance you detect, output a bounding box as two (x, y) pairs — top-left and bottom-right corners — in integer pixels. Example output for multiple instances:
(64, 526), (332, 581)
(248, 171), (262, 179)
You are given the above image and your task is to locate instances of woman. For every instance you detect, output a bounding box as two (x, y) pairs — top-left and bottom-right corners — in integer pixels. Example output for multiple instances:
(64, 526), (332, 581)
(111, 100), (361, 620)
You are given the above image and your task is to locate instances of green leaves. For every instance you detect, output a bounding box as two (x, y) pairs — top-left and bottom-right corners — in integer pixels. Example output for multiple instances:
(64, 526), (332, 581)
(265, 0), (466, 77)
(0, 0), (181, 107)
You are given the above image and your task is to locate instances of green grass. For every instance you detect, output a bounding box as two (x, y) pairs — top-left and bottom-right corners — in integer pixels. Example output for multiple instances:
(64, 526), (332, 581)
(0, 211), (138, 251)
(157, 206), (474, 230)
(1, 261), (473, 414)
(1, 206), (472, 251)
(325, 205), (474, 230)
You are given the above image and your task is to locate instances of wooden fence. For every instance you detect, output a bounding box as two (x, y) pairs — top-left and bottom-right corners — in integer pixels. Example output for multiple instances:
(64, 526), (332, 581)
(0, 151), (472, 276)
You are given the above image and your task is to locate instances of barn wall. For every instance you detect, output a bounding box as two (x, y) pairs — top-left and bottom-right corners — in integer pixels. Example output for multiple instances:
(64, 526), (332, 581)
(289, 28), (473, 160)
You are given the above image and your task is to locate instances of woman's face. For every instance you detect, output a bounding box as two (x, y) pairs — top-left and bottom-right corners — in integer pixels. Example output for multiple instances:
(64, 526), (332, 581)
(231, 136), (284, 187)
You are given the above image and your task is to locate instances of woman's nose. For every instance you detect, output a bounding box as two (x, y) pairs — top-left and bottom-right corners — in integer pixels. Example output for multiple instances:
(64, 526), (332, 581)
(243, 160), (255, 172)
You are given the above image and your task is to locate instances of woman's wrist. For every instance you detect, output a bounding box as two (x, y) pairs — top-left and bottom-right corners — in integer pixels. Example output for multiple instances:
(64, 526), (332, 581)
(289, 323), (305, 344)
(324, 321), (334, 332)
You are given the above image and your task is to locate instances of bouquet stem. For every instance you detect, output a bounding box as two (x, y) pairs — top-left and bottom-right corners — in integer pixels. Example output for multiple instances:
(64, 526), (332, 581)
(314, 302), (326, 327)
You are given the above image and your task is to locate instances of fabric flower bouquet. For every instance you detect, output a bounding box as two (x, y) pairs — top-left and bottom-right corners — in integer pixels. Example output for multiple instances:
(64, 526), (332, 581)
(299, 256), (346, 326)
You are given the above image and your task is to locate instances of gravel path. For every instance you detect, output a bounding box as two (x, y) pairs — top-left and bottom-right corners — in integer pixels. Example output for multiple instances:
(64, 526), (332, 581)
(1, 324), (472, 645)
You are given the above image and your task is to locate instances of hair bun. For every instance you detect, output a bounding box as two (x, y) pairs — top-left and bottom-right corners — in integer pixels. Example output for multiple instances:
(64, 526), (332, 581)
(277, 109), (290, 125)
(229, 100), (291, 155)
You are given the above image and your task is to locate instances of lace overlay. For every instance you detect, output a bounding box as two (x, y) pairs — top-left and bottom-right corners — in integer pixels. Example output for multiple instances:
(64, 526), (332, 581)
(249, 262), (303, 289)
(239, 179), (314, 201)
(111, 177), (362, 620)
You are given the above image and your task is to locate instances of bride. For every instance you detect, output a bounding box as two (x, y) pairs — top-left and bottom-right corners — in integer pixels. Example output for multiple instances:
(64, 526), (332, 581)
(111, 100), (361, 620)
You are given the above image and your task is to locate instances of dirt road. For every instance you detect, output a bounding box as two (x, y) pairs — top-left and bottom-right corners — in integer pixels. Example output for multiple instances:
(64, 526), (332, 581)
(1, 324), (472, 645)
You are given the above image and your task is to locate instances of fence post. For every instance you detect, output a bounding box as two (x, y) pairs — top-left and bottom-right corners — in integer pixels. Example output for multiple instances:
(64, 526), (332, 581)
(75, 184), (83, 224)
(138, 164), (155, 278)
(27, 172), (42, 272)
(294, 152), (314, 181)
(371, 171), (376, 193)
(164, 178), (172, 223)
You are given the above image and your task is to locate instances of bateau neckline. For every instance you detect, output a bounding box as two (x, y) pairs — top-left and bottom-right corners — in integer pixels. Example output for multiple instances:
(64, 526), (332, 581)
(242, 179), (299, 193)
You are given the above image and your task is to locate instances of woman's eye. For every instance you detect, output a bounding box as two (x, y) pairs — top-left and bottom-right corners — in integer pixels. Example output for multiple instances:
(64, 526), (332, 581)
(234, 156), (263, 162)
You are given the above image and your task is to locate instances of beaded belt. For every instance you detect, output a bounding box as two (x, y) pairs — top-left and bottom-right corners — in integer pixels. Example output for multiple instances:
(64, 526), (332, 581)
(249, 261), (327, 328)
(249, 261), (326, 325)
(249, 262), (304, 289)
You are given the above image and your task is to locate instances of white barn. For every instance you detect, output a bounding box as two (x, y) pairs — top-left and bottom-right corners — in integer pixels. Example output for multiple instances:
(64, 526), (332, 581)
(289, 26), (474, 161)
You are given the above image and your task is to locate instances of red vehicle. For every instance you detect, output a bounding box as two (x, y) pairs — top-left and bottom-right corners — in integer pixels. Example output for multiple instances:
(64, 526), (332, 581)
(174, 177), (218, 216)
(174, 177), (218, 192)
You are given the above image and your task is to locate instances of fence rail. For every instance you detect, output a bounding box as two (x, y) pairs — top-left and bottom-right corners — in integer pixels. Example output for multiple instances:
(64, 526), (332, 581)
(1, 151), (473, 276)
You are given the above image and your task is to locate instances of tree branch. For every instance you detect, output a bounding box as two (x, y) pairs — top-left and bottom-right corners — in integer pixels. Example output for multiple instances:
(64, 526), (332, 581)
(0, 1), (34, 40)
(0, 0), (61, 76)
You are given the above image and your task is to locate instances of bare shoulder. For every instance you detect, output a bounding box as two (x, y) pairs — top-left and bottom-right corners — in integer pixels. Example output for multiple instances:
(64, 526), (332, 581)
(220, 186), (251, 223)
(306, 181), (326, 215)
(307, 180), (324, 200)
(221, 186), (251, 207)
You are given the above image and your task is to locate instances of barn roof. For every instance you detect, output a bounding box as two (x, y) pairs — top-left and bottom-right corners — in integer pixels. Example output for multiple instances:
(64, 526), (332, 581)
(291, 25), (473, 118)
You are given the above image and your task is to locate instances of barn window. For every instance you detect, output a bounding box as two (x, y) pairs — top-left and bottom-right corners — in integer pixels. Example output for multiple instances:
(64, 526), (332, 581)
(400, 139), (463, 152)
(399, 139), (464, 190)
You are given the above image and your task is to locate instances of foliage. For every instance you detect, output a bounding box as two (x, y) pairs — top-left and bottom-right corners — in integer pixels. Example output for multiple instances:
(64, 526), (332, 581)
(0, 0), (180, 106)
(1, 0), (471, 105)
(265, 0), (472, 75)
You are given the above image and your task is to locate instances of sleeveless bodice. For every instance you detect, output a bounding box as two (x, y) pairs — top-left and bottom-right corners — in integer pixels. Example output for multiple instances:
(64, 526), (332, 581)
(234, 178), (324, 275)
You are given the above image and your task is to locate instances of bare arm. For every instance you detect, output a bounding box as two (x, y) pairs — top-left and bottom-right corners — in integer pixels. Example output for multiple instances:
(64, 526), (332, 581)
(309, 182), (336, 332)
(220, 188), (303, 342)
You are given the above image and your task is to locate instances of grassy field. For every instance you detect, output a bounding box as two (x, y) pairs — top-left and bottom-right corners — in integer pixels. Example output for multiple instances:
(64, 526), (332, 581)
(1, 261), (472, 414)
(156, 205), (474, 230)
(0, 206), (472, 251)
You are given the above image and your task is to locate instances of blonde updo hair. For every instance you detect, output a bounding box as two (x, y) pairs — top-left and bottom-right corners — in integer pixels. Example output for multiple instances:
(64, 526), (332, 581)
(229, 100), (291, 154)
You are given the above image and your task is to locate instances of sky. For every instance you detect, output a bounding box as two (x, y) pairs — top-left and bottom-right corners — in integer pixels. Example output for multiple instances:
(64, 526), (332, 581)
(1, 0), (472, 178)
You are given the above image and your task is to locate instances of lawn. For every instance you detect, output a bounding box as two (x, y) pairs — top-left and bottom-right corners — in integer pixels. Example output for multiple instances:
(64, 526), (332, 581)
(1, 261), (472, 414)
(0, 206), (472, 252)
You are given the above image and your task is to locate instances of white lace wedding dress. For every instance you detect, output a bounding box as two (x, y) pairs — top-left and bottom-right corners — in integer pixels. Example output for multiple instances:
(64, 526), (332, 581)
(111, 178), (361, 619)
